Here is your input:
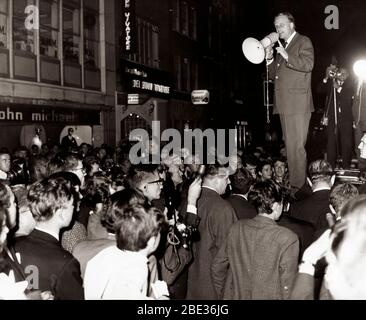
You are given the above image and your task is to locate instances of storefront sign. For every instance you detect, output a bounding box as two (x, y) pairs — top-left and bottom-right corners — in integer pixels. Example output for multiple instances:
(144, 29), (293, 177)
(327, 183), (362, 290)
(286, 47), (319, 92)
(121, 60), (172, 98)
(128, 93), (139, 104)
(0, 104), (100, 125)
(191, 90), (210, 105)
(121, 0), (136, 54)
(132, 80), (170, 95)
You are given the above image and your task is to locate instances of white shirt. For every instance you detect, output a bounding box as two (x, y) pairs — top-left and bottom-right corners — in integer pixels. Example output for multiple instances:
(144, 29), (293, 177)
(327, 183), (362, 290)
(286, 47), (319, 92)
(285, 31), (297, 48)
(84, 246), (150, 300)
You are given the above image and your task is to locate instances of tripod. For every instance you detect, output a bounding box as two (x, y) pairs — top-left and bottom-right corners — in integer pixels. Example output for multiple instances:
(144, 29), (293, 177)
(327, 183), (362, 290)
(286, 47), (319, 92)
(325, 79), (342, 168)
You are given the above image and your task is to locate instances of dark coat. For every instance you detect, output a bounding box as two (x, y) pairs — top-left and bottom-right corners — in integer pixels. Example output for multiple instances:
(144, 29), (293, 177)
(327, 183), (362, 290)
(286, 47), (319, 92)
(186, 187), (237, 300)
(289, 189), (330, 232)
(226, 194), (257, 220)
(14, 229), (84, 300)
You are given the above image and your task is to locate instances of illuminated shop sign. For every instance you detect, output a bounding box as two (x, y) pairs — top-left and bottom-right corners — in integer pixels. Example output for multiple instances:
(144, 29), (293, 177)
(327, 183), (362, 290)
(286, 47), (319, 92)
(132, 79), (170, 95)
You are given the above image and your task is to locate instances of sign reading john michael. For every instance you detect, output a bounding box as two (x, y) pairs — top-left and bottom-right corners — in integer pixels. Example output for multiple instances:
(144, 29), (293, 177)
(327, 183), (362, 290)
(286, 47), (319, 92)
(0, 105), (100, 125)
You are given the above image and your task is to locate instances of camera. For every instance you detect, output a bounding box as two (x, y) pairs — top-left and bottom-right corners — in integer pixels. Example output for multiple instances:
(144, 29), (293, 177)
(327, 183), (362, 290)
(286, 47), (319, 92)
(175, 222), (195, 249)
(7, 158), (29, 185)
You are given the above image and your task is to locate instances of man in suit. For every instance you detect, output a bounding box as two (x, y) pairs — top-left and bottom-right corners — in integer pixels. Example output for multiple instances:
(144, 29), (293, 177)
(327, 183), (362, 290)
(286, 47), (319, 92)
(211, 180), (299, 299)
(286, 160), (334, 252)
(266, 12), (314, 189)
(14, 177), (84, 300)
(186, 164), (237, 300)
(226, 167), (257, 220)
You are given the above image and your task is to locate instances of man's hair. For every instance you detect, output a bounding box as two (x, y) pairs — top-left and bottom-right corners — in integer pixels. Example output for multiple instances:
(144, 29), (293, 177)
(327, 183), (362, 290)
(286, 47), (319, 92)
(47, 157), (66, 176)
(257, 159), (273, 174)
(230, 167), (254, 194)
(330, 183), (359, 214)
(114, 205), (163, 251)
(275, 12), (295, 26)
(29, 156), (49, 183)
(242, 154), (258, 168)
(308, 159), (333, 184)
(27, 177), (73, 222)
(102, 188), (147, 233)
(203, 163), (228, 180)
(63, 153), (82, 171)
(125, 164), (159, 189)
(248, 180), (283, 214)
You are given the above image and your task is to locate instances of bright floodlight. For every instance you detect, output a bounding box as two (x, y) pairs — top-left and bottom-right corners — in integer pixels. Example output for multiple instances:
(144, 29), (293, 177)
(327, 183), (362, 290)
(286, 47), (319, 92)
(353, 60), (366, 80)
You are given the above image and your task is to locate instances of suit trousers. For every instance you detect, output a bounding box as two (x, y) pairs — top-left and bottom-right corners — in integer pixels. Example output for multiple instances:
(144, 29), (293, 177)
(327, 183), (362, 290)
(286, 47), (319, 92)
(354, 120), (366, 171)
(280, 113), (311, 188)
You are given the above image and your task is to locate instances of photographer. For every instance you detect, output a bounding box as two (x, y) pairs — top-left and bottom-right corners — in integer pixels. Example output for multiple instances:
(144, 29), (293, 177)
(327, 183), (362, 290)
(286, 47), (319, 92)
(322, 63), (353, 169)
(125, 164), (202, 299)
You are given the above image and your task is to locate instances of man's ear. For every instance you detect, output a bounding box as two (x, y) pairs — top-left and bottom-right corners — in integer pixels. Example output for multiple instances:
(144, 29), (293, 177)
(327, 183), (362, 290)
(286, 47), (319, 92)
(330, 174), (336, 187)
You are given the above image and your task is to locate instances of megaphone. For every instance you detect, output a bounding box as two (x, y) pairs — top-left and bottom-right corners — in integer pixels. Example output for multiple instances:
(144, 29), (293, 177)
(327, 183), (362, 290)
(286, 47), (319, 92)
(242, 32), (280, 64)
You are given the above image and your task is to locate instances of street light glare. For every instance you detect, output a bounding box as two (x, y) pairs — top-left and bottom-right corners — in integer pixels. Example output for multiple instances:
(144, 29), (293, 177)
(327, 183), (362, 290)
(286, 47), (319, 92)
(353, 60), (366, 80)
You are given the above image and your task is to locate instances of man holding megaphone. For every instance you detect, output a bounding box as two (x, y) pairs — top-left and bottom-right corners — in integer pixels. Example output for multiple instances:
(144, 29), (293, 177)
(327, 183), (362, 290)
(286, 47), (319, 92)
(266, 12), (314, 190)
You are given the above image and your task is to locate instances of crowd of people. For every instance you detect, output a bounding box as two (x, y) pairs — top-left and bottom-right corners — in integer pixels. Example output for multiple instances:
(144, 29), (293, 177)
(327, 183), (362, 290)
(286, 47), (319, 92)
(0, 139), (366, 300)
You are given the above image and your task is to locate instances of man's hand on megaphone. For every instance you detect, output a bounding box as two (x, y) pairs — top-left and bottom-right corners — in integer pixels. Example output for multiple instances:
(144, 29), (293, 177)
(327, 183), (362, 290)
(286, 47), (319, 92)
(265, 46), (274, 60)
(276, 47), (288, 61)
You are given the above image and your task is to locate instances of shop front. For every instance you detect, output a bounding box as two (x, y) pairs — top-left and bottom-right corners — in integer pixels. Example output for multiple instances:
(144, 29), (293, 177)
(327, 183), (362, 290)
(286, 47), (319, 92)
(0, 103), (101, 150)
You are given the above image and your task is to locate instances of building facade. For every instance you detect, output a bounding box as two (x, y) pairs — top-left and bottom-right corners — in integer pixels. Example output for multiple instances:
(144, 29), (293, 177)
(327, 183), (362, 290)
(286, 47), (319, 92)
(115, 0), (245, 145)
(0, 0), (116, 150)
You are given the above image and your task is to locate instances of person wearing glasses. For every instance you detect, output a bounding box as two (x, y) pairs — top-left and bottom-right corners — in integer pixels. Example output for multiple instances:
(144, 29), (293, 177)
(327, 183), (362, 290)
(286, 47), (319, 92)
(126, 164), (202, 299)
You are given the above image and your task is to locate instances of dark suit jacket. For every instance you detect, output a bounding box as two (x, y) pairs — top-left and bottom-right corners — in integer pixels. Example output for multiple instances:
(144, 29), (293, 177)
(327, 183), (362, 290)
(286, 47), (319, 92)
(226, 194), (257, 220)
(186, 187), (237, 300)
(269, 32), (314, 115)
(289, 189), (330, 232)
(14, 229), (84, 300)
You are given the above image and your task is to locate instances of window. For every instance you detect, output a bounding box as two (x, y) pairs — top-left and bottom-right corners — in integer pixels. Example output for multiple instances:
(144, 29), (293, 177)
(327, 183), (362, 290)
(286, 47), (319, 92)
(190, 59), (197, 90)
(13, 0), (36, 54)
(173, 55), (181, 90)
(130, 17), (159, 69)
(84, 0), (100, 69)
(39, 0), (59, 58)
(180, 1), (188, 35)
(181, 57), (189, 92)
(171, 0), (179, 32)
(189, 6), (196, 40)
(63, 0), (81, 64)
(0, 0), (8, 48)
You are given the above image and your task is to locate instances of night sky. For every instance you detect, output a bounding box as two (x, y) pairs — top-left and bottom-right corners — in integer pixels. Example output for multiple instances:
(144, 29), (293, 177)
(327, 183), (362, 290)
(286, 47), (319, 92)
(232, 0), (366, 145)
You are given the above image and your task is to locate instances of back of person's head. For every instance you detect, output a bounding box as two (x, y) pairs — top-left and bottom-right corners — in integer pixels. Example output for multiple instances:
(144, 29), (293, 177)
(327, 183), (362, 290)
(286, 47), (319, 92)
(27, 177), (73, 222)
(114, 205), (163, 252)
(308, 159), (334, 185)
(230, 167), (254, 195)
(47, 157), (65, 176)
(330, 183), (359, 214)
(29, 156), (49, 183)
(63, 153), (81, 171)
(325, 195), (366, 299)
(248, 180), (283, 214)
(102, 188), (147, 233)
